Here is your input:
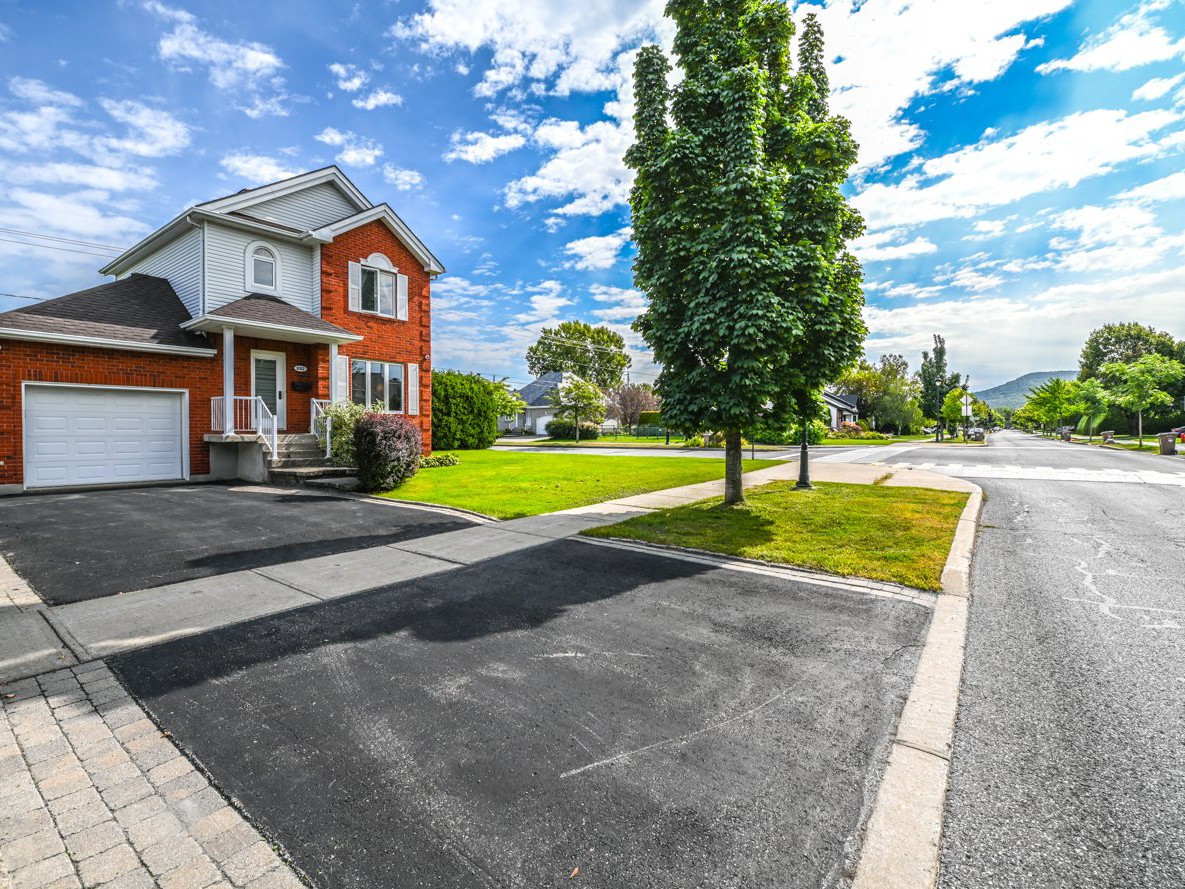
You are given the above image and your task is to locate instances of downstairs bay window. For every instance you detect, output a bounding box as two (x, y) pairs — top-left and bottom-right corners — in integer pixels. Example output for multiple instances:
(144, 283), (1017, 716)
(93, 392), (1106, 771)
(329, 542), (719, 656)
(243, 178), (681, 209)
(350, 359), (408, 413)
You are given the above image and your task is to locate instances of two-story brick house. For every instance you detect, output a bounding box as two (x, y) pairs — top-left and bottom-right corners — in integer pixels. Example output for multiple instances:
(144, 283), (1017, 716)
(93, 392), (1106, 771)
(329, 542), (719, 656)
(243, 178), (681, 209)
(0, 166), (444, 492)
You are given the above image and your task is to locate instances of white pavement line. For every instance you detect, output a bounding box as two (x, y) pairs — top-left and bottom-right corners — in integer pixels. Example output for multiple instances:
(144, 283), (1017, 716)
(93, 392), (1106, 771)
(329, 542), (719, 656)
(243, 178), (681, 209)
(576, 537), (937, 606)
(852, 483), (983, 889)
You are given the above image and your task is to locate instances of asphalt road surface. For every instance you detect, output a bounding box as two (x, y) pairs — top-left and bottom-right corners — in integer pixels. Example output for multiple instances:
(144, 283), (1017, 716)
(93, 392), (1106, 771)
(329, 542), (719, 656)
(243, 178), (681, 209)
(112, 539), (930, 889)
(879, 430), (1185, 887)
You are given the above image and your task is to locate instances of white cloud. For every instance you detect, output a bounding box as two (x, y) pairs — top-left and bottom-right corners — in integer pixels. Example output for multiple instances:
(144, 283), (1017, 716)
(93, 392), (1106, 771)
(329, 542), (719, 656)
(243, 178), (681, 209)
(0, 163), (157, 192)
(864, 266), (1185, 388)
(856, 108), (1183, 231)
(328, 62), (369, 92)
(1133, 73), (1185, 102)
(589, 284), (647, 321)
(220, 153), (299, 184)
(443, 130), (527, 163)
(563, 227), (631, 270)
(1046, 202), (1185, 272)
(314, 128), (383, 167)
(0, 23), (10, 42)
(1117, 170), (1185, 204)
(352, 89), (402, 110)
(1038, 0), (1185, 74)
(854, 234), (939, 262)
(381, 164), (424, 191)
(8, 76), (83, 108)
(145, 1), (290, 117)
(95, 100), (190, 158)
(512, 280), (573, 323)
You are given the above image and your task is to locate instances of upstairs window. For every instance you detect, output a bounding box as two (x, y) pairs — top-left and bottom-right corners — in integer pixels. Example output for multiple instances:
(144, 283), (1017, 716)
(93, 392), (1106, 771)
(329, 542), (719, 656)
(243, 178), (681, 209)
(348, 254), (409, 320)
(245, 241), (281, 294)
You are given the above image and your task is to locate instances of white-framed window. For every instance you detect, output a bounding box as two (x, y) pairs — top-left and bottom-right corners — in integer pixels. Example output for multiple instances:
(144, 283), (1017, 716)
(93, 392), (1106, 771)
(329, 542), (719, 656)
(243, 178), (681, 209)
(350, 359), (407, 413)
(244, 240), (281, 294)
(348, 253), (409, 320)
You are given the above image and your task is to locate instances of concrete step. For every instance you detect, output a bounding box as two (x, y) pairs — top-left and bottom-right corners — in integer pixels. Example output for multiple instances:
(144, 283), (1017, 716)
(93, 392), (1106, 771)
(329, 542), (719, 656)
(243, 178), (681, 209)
(273, 447), (327, 459)
(269, 466), (357, 484)
(305, 476), (362, 492)
(270, 457), (334, 469)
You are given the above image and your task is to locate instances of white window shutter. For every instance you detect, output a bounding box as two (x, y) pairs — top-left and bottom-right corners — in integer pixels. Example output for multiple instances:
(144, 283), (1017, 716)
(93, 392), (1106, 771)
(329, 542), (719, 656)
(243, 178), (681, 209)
(396, 274), (409, 321)
(334, 356), (350, 402)
(348, 261), (361, 312)
(407, 363), (419, 415)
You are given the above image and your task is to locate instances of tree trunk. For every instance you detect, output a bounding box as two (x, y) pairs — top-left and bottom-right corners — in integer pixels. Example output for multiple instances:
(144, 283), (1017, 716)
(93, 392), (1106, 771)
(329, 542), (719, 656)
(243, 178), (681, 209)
(797, 422), (813, 490)
(723, 429), (745, 505)
(575, 411), (580, 443)
(1137, 410), (1143, 449)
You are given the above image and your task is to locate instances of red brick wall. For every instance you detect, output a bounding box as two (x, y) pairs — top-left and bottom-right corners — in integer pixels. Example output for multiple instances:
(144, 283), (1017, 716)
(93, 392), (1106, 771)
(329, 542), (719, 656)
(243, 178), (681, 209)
(232, 335), (318, 434)
(0, 339), (221, 486)
(319, 220), (433, 452)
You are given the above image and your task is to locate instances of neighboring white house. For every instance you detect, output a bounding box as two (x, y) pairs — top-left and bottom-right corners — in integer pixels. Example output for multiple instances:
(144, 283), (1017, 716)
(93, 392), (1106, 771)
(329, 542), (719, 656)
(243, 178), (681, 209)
(823, 389), (859, 429)
(499, 371), (575, 434)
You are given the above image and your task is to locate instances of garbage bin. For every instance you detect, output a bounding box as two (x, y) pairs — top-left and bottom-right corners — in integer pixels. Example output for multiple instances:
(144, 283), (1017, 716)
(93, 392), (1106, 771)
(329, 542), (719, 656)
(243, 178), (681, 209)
(1158, 432), (1178, 456)
(1061, 429), (1072, 442)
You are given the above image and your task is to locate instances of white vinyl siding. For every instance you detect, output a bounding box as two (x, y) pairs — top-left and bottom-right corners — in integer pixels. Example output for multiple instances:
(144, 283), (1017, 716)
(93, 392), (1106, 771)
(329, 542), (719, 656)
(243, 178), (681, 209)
(246, 182), (359, 230)
(120, 225), (202, 318)
(204, 223), (316, 313)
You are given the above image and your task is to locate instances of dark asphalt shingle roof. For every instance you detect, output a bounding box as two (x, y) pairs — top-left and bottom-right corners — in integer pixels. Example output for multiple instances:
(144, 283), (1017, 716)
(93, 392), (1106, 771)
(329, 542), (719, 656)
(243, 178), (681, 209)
(517, 371), (564, 407)
(825, 390), (858, 411)
(207, 293), (355, 337)
(0, 274), (210, 350)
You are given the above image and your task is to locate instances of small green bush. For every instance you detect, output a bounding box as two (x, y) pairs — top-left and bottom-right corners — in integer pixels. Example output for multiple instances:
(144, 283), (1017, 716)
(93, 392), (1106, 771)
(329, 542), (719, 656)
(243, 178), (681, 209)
(545, 419), (600, 440)
(432, 370), (501, 449)
(354, 414), (422, 492)
(316, 401), (371, 467)
(682, 434), (705, 447)
(787, 420), (828, 446)
(420, 453), (460, 468)
(638, 410), (662, 427)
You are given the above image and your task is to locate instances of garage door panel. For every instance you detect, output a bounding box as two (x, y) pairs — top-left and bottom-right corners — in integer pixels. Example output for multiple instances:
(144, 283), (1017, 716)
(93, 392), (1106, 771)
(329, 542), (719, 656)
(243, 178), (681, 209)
(24, 386), (185, 488)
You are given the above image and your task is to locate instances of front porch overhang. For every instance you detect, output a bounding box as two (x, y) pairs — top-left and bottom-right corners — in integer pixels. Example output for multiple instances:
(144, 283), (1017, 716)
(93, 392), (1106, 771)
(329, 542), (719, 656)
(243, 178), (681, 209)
(181, 315), (361, 345)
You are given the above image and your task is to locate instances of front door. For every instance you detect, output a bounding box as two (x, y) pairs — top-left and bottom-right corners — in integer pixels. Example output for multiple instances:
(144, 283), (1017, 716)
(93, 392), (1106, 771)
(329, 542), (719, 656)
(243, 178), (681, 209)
(251, 350), (286, 430)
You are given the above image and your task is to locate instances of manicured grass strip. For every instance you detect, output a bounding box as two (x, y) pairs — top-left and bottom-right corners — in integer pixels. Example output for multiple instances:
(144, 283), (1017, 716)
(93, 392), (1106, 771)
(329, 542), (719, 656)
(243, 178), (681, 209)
(583, 480), (968, 591)
(384, 450), (783, 519)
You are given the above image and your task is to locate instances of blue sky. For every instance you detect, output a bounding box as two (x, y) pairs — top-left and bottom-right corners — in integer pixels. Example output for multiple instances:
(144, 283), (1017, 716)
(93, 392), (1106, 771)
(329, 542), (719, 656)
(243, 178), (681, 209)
(1, 0), (1183, 390)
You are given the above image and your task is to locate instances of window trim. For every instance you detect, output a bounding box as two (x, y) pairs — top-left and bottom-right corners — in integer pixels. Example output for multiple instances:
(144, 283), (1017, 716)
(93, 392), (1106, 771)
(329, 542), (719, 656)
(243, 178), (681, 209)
(349, 358), (407, 414)
(244, 240), (282, 295)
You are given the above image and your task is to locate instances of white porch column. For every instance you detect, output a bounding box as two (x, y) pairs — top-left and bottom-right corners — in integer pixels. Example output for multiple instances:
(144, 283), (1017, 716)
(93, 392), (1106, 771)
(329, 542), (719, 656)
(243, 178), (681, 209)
(328, 342), (338, 403)
(222, 326), (235, 433)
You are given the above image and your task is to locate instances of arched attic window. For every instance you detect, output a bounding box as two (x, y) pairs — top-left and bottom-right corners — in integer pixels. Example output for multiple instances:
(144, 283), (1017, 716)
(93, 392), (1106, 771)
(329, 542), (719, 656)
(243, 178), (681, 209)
(245, 241), (281, 294)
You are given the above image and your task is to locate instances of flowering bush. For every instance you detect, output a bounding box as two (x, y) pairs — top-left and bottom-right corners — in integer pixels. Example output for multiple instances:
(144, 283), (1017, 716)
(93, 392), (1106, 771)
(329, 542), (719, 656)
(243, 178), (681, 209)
(354, 414), (422, 492)
(420, 453), (461, 468)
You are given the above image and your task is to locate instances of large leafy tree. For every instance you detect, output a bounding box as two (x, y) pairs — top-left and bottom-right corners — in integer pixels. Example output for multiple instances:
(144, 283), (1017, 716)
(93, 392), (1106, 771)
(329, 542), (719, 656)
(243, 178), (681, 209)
(834, 353), (922, 434)
(628, 2), (864, 503)
(1025, 377), (1079, 436)
(526, 321), (631, 389)
(607, 382), (660, 429)
(548, 377), (608, 442)
(917, 334), (966, 440)
(1079, 322), (1181, 381)
(1073, 377), (1110, 442)
(1102, 354), (1185, 448)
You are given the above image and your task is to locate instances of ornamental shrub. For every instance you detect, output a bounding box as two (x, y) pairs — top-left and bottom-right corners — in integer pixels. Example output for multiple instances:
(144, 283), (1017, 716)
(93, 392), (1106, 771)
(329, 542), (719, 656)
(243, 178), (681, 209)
(316, 401), (373, 467)
(637, 410), (662, 428)
(787, 420), (828, 446)
(420, 453), (460, 468)
(544, 419), (601, 440)
(432, 370), (500, 449)
(354, 414), (422, 492)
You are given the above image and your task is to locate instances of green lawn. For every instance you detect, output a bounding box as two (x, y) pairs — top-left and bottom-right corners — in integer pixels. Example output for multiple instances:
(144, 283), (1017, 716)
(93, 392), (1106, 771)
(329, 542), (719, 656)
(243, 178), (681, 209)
(383, 450), (783, 519)
(512, 437), (784, 451)
(583, 480), (968, 591)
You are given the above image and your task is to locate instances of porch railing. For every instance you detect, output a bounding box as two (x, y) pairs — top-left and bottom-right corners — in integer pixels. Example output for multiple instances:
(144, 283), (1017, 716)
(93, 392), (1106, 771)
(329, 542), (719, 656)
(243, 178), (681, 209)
(310, 399), (332, 459)
(211, 396), (278, 457)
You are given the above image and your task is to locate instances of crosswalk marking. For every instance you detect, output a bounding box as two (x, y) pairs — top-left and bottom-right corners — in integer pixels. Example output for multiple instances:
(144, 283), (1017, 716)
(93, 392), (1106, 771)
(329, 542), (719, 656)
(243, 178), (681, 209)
(886, 461), (1185, 486)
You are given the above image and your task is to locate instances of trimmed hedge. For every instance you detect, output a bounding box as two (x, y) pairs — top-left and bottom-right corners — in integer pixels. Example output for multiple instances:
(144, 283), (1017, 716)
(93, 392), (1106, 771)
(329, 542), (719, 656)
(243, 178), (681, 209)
(354, 414), (422, 492)
(544, 419), (601, 440)
(432, 370), (500, 450)
(420, 453), (460, 468)
(637, 410), (662, 427)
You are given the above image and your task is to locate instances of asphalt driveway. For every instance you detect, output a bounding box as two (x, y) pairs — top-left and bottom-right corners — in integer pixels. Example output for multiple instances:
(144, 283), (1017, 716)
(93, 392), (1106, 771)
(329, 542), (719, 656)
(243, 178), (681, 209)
(0, 483), (474, 605)
(113, 539), (931, 889)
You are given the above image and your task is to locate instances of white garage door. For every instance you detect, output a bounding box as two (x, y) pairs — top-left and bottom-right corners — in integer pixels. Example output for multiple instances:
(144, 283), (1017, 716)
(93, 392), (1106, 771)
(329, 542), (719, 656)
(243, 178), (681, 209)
(23, 385), (185, 489)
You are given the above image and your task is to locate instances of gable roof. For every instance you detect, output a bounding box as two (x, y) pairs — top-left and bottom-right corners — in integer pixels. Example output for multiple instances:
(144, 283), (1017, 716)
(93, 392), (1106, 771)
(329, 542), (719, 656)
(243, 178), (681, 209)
(101, 166), (445, 277)
(823, 389), (858, 412)
(0, 275), (215, 356)
(517, 371), (566, 407)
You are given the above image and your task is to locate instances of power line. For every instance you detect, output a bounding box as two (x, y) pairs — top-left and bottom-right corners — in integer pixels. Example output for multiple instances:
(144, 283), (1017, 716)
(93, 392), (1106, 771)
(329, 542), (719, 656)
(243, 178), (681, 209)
(0, 292), (47, 303)
(0, 227), (128, 251)
(0, 236), (122, 259)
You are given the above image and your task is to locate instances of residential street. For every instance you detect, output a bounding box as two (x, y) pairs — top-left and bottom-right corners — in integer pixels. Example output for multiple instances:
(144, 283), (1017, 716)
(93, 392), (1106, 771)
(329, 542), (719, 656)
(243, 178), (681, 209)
(839, 430), (1185, 886)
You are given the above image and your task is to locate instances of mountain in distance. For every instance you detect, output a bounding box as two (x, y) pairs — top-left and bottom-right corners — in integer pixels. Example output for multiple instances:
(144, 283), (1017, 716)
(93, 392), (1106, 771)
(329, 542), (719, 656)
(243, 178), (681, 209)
(974, 370), (1077, 410)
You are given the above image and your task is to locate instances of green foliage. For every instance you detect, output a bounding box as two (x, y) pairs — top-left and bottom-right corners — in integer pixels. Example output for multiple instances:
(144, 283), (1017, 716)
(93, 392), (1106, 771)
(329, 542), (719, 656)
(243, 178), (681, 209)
(544, 420), (601, 440)
(608, 383), (660, 428)
(492, 381), (526, 418)
(1102, 354), (1185, 445)
(353, 414), (422, 493)
(420, 453), (460, 468)
(1079, 322), (1182, 382)
(829, 421), (889, 440)
(918, 335), (966, 431)
(316, 401), (372, 467)
(789, 420), (828, 446)
(525, 321), (631, 389)
(548, 377), (607, 441)
(1022, 377), (1079, 434)
(626, 2), (864, 502)
(431, 370), (501, 450)
(835, 353), (924, 433)
(637, 410), (662, 427)
(1073, 377), (1111, 440)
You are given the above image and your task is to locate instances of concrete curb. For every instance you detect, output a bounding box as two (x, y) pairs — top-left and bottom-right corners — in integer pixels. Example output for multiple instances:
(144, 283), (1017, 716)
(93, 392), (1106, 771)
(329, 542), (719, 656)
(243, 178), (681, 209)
(851, 483), (983, 889)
